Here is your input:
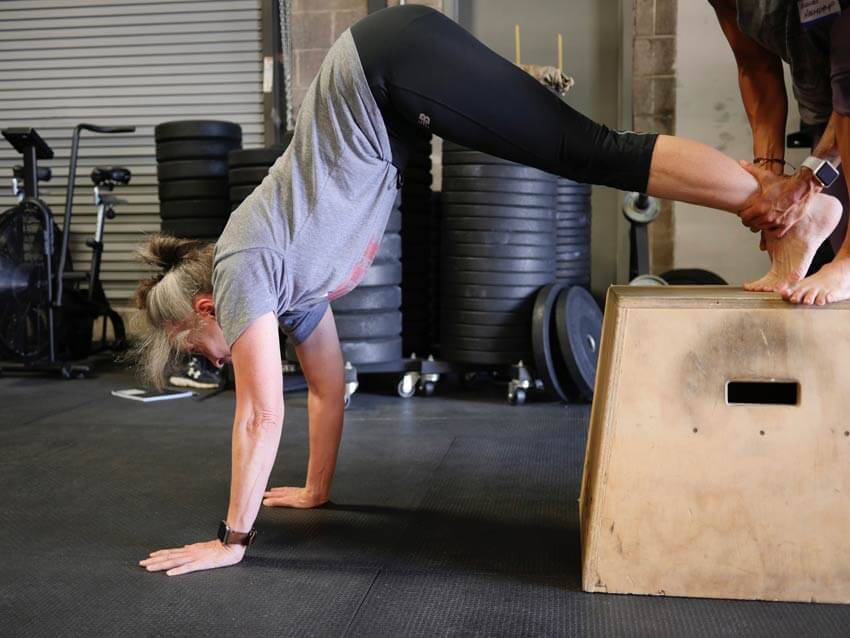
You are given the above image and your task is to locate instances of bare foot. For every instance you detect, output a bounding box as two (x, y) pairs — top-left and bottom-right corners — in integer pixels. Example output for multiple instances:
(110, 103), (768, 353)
(262, 486), (328, 509)
(784, 256), (850, 305)
(744, 193), (842, 293)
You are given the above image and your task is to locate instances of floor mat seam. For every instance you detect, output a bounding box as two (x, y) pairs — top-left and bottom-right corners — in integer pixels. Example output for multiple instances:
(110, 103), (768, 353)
(14, 395), (104, 429)
(338, 440), (463, 636)
(340, 568), (382, 638)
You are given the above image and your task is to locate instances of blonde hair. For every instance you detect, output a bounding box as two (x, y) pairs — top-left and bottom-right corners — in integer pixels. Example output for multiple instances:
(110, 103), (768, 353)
(130, 234), (215, 388)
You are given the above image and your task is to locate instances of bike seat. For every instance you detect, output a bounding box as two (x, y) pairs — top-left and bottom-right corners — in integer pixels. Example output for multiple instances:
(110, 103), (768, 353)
(13, 165), (51, 182)
(91, 166), (131, 186)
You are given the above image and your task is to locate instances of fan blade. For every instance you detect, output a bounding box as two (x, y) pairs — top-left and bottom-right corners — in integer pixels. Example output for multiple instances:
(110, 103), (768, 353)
(0, 256), (30, 301)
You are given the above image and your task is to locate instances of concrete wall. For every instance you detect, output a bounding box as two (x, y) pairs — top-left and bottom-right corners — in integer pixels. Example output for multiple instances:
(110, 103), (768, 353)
(458, 0), (625, 295)
(673, 0), (807, 284)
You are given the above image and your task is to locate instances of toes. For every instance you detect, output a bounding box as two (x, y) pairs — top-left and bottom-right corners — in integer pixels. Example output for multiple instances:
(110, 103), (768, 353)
(788, 287), (807, 304)
(743, 280), (759, 291)
(775, 280), (792, 295)
(802, 288), (819, 305)
(815, 290), (829, 305)
(745, 277), (773, 292)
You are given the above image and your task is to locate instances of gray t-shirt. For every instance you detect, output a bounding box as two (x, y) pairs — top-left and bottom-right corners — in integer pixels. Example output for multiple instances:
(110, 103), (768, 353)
(212, 30), (397, 346)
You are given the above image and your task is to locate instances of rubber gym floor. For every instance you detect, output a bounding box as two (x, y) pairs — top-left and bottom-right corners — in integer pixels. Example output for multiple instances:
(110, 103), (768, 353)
(2, 363), (849, 637)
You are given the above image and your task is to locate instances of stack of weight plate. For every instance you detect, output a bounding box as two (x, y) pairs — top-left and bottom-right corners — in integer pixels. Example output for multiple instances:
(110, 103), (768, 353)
(327, 200), (404, 366)
(555, 177), (592, 287)
(155, 120), (241, 240)
(400, 135), (437, 356)
(429, 190), (442, 353)
(227, 138), (291, 211)
(440, 141), (557, 365)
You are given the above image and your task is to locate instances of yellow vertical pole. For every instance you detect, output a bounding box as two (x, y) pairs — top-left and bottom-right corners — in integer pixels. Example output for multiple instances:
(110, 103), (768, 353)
(514, 24), (521, 65)
(557, 33), (563, 72)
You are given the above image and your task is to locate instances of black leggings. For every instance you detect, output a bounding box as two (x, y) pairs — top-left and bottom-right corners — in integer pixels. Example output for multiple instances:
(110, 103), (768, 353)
(351, 5), (657, 192)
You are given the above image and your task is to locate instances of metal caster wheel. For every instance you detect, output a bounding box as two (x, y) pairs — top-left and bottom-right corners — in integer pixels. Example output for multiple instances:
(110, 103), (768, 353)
(421, 381), (436, 396)
(508, 388), (526, 405)
(344, 365), (358, 410)
(61, 364), (73, 380)
(397, 378), (416, 399)
(397, 371), (419, 399)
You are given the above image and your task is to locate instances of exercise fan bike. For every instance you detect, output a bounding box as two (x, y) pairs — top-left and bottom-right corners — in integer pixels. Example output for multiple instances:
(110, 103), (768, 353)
(0, 124), (135, 378)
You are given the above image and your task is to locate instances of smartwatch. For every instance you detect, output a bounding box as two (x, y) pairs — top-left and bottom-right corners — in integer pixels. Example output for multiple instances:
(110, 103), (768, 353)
(800, 156), (840, 189)
(217, 520), (257, 549)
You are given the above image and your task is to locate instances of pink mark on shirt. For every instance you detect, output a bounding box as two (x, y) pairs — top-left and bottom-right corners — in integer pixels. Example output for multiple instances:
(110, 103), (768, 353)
(328, 237), (381, 300)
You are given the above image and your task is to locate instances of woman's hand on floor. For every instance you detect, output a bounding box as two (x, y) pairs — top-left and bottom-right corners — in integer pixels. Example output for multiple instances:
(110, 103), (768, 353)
(263, 485), (329, 509)
(139, 540), (246, 576)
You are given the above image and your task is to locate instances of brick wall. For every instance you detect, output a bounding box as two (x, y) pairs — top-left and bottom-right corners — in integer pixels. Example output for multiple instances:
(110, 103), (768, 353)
(291, 0), (368, 114)
(632, 0), (677, 274)
(291, 1), (443, 115)
(387, 0), (442, 9)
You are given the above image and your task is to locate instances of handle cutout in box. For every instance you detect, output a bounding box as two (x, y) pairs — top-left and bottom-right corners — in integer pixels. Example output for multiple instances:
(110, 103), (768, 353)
(726, 380), (798, 406)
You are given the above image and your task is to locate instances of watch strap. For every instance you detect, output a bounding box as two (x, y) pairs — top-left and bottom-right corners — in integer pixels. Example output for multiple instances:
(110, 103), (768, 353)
(800, 155), (837, 187)
(218, 520), (257, 547)
(801, 155), (822, 175)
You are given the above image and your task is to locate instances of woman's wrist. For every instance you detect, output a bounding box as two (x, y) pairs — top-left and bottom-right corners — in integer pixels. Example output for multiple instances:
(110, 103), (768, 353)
(303, 483), (331, 502)
(224, 514), (257, 534)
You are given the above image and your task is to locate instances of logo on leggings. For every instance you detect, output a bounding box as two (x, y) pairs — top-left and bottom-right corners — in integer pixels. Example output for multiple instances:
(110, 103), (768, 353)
(418, 113), (431, 128)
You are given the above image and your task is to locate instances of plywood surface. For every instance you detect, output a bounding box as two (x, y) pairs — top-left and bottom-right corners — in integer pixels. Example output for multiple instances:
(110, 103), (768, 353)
(580, 286), (850, 603)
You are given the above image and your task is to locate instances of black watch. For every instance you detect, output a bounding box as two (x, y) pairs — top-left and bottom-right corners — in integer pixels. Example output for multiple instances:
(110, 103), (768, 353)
(217, 520), (257, 549)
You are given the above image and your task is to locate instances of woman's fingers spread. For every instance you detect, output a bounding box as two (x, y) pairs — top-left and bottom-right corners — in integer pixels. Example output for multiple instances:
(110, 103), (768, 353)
(146, 549), (191, 560)
(167, 559), (213, 577)
(141, 552), (191, 565)
(141, 550), (190, 565)
(142, 556), (194, 572)
(143, 553), (187, 564)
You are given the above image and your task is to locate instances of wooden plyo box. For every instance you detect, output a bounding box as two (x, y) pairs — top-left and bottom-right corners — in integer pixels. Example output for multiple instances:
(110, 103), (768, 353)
(580, 286), (850, 604)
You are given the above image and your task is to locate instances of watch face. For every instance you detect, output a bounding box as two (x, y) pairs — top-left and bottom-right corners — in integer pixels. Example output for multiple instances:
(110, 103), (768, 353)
(218, 520), (229, 542)
(816, 162), (840, 188)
